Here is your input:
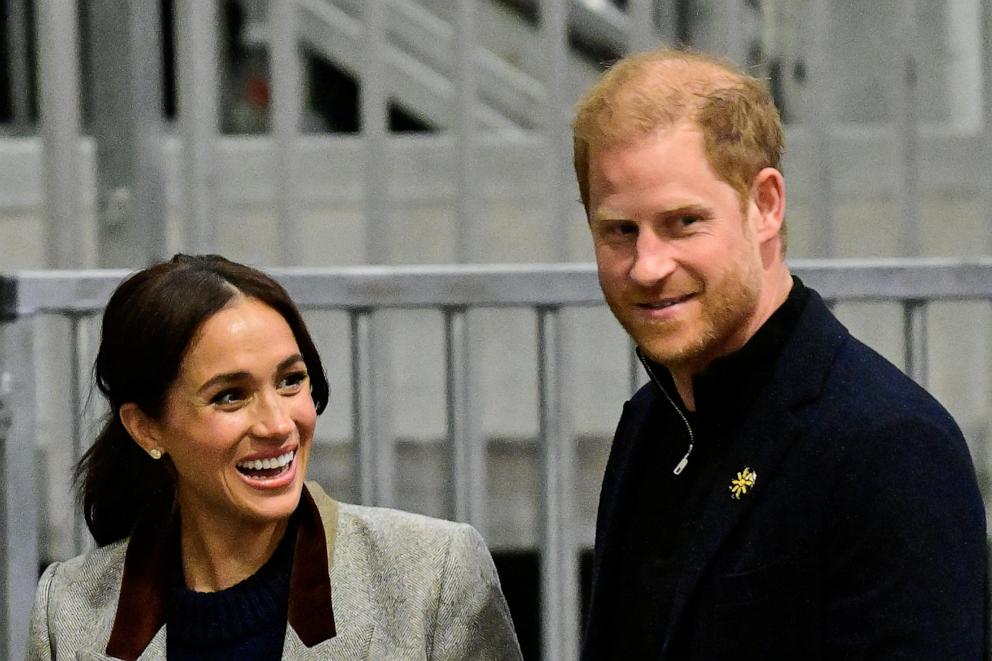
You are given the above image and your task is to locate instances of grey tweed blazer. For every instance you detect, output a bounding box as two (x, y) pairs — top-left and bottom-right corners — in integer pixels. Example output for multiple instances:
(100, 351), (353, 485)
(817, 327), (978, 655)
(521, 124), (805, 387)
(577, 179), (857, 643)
(29, 482), (523, 660)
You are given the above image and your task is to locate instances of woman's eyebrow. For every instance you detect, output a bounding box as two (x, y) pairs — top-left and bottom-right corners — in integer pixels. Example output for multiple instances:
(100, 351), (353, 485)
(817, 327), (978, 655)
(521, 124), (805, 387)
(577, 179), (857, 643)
(196, 354), (305, 394)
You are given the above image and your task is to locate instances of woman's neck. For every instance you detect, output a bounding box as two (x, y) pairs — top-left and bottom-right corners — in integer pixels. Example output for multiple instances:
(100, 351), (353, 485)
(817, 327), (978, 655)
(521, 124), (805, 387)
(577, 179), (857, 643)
(178, 512), (289, 592)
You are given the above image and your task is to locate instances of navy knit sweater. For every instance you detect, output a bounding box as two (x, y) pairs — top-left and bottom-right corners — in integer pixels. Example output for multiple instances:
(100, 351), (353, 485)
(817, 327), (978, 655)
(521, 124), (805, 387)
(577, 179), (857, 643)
(166, 529), (295, 660)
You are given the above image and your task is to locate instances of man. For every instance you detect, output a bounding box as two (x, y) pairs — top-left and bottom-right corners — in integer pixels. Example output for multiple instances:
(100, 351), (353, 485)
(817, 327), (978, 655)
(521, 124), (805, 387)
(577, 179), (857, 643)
(575, 49), (986, 660)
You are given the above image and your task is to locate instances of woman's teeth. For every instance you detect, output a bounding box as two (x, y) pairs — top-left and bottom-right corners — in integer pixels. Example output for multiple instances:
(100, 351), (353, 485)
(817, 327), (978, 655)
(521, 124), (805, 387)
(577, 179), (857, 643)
(236, 450), (295, 475)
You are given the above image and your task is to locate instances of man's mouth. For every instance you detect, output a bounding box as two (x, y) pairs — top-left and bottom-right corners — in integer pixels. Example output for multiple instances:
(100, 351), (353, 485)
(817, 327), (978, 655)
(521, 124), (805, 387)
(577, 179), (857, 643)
(638, 293), (695, 310)
(236, 449), (296, 480)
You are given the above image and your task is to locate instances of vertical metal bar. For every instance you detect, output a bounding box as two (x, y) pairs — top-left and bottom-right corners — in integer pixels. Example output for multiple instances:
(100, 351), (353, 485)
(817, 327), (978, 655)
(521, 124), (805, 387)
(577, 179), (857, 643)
(538, 306), (578, 661)
(357, 1), (395, 510)
(271, 0), (302, 265)
(35, 0), (85, 268)
(654, 0), (679, 46)
(5, 0), (33, 133)
(539, 0), (572, 262)
(351, 310), (377, 505)
(362, 0), (390, 264)
(68, 314), (91, 554)
(982, 0), (992, 255)
(175, 0), (220, 253)
(446, 308), (483, 527)
(629, 342), (643, 397)
(628, 0), (658, 52)
(718, 1), (748, 65)
(85, 0), (168, 266)
(805, 0), (835, 257)
(454, 0), (479, 263)
(893, 2), (922, 257)
(0, 313), (39, 661)
(903, 300), (928, 387)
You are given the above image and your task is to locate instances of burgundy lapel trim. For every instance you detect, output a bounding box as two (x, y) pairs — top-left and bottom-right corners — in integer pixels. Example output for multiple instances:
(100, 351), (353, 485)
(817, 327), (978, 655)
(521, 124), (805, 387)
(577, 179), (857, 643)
(287, 485), (337, 646)
(105, 509), (175, 661)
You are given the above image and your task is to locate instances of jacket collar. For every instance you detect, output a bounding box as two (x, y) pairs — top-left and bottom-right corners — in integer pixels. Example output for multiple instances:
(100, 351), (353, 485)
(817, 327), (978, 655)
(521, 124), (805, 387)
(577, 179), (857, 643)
(105, 484), (336, 660)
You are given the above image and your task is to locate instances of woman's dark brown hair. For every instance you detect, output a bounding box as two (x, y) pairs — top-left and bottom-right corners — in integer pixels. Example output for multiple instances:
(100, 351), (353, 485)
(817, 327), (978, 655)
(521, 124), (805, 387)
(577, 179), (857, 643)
(76, 254), (329, 546)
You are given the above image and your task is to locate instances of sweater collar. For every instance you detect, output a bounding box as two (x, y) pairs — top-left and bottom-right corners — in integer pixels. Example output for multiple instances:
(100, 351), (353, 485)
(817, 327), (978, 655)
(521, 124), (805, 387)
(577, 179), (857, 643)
(105, 484), (335, 660)
(643, 277), (810, 431)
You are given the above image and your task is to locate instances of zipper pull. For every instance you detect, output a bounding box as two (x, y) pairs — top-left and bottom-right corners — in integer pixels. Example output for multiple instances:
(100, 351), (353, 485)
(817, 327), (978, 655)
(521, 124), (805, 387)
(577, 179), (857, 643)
(673, 450), (691, 475)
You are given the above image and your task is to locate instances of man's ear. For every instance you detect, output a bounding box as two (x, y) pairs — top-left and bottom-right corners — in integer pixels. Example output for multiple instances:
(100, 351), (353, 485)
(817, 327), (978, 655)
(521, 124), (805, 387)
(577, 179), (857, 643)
(119, 403), (165, 458)
(751, 167), (786, 242)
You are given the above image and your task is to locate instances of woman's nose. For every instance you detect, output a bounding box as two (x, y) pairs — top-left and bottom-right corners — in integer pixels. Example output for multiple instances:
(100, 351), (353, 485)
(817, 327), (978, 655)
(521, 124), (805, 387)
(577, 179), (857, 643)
(252, 390), (294, 439)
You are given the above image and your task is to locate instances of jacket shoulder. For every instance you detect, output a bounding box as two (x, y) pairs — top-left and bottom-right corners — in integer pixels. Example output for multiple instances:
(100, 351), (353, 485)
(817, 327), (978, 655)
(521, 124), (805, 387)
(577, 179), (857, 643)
(30, 541), (128, 659)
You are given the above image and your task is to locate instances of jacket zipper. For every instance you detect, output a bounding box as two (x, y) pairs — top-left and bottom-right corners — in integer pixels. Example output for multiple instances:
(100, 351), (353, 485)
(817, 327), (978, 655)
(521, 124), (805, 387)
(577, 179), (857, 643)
(637, 350), (695, 475)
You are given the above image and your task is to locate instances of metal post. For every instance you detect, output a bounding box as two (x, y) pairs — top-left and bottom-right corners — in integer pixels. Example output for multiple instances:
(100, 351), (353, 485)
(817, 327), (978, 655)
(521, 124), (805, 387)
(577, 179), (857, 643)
(539, 0), (573, 262)
(85, 0), (168, 266)
(35, 0), (85, 268)
(271, 0), (302, 265)
(903, 300), (928, 386)
(68, 315), (96, 554)
(454, 0), (479, 263)
(538, 306), (578, 661)
(175, 0), (221, 253)
(362, 0), (390, 264)
(629, 342), (643, 397)
(893, 1), (922, 257)
(351, 309), (377, 505)
(4, 0), (33, 134)
(982, 0), (992, 254)
(446, 308), (483, 527)
(804, 0), (836, 257)
(628, 0), (659, 52)
(717, 1), (748, 66)
(0, 299), (39, 661)
(357, 0), (396, 512)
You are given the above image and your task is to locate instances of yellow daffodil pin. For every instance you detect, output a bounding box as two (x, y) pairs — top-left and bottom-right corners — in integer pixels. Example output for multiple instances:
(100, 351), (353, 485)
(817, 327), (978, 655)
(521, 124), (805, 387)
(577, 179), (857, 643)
(730, 467), (757, 500)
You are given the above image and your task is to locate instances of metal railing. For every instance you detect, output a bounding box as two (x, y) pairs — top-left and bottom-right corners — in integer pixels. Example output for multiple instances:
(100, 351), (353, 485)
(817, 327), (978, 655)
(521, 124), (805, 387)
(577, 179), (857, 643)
(2, 259), (992, 660)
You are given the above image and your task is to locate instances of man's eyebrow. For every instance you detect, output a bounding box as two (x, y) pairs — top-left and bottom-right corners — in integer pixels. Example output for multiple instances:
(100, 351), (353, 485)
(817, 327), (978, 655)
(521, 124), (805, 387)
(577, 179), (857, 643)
(591, 203), (709, 224)
(196, 353), (306, 394)
(590, 209), (628, 224)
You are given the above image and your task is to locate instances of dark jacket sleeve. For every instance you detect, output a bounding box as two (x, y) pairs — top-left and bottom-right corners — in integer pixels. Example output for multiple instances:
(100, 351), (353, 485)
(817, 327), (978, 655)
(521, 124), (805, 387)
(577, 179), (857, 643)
(822, 412), (987, 660)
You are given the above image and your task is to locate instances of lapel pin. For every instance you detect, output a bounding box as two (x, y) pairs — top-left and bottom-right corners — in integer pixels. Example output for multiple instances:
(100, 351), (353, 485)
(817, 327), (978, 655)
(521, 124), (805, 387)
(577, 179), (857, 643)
(730, 466), (757, 500)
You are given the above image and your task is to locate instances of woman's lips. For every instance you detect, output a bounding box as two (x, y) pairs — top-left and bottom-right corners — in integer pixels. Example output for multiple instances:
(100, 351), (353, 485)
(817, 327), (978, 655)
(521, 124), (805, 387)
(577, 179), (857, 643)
(235, 449), (298, 487)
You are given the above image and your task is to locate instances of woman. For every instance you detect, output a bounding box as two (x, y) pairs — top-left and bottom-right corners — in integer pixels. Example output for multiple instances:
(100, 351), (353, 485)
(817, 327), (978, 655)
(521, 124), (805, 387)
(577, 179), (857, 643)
(29, 254), (522, 660)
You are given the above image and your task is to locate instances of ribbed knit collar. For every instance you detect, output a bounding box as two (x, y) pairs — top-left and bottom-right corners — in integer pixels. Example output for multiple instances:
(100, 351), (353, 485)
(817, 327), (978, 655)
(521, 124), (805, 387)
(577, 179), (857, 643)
(166, 519), (295, 645)
(106, 485), (335, 660)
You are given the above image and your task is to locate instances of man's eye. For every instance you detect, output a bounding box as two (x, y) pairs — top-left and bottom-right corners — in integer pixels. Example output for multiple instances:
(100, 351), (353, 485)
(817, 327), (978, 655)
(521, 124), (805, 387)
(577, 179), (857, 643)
(604, 222), (636, 237)
(680, 215), (701, 226)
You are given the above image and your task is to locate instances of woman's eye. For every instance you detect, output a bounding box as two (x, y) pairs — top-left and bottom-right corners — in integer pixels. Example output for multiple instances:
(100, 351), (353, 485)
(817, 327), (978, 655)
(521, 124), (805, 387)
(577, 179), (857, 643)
(279, 371), (309, 391)
(212, 389), (244, 406)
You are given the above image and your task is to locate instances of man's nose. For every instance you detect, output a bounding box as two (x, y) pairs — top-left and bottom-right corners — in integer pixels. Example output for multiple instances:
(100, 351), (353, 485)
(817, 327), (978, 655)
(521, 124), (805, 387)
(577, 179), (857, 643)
(252, 390), (294, 439)
(629, 230), (677, 287)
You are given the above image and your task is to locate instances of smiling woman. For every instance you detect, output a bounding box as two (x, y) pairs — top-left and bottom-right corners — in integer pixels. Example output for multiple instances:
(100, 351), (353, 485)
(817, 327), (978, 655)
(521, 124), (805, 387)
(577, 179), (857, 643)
(27, 255), (522, 661)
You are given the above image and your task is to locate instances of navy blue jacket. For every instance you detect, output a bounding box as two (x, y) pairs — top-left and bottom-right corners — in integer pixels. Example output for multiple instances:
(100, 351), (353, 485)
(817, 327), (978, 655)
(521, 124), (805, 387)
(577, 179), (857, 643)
(582, 289), (987, 660)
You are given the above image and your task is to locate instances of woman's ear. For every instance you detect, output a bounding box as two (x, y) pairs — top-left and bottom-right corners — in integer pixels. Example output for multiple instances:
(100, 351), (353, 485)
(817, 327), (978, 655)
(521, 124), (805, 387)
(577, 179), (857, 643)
(751, 167), (786, 242)
(119, 403), (165, 459)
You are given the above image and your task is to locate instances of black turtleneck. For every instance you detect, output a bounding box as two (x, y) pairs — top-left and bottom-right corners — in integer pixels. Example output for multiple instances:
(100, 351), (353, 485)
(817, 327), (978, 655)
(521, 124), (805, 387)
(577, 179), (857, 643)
(608, 278), (810, 659)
